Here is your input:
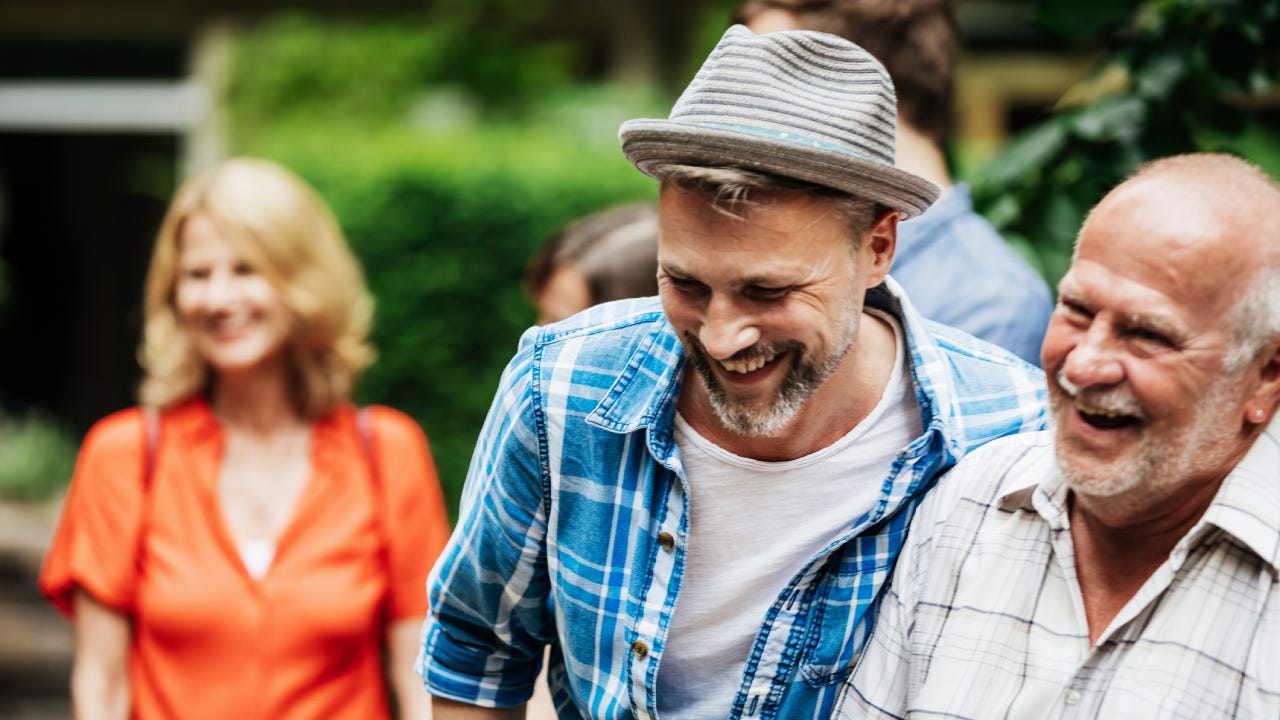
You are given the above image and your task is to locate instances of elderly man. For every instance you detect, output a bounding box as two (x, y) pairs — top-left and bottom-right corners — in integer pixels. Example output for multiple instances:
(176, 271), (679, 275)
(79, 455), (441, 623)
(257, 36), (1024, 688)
(419, 26), (1046, 719)
(839, 153), (1280, 719)
(732, 0), (1054, 365)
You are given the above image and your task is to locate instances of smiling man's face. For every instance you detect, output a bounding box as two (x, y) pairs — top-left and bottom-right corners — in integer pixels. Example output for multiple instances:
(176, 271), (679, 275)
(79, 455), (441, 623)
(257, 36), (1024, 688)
(1041, 173), (1259, 515)
(657, 184), (891, 438)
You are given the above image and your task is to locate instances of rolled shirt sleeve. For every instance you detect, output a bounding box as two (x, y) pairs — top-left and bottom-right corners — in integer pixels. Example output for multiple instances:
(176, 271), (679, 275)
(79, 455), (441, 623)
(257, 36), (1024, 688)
(419, 328), (556, 707)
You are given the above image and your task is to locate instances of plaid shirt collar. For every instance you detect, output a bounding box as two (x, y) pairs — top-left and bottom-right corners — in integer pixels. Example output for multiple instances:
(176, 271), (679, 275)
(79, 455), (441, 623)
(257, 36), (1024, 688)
(1000, 417), (1280, 572)
(588, 277), (1004, 473)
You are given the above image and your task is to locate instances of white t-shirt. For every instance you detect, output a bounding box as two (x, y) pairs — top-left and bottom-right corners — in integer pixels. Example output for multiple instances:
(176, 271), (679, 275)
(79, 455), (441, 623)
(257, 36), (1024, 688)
(655, 311), (921, 716)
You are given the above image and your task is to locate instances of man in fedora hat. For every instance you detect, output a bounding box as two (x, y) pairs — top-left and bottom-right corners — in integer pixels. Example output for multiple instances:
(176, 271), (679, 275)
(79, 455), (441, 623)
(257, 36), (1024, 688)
(418, 26), (1046, 719)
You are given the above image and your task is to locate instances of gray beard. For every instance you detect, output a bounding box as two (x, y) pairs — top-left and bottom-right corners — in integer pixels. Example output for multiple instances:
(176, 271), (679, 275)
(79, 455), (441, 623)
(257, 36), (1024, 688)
(684, 334), (854, 437)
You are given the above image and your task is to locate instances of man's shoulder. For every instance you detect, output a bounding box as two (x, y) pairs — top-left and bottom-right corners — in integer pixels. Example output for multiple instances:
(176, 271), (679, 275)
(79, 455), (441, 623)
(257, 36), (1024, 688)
(512, 298), (683, 427)
(910, 315), (1046, 403)
(918, 430), (1055, 530)
(902, 188), (1047, 296)
(522, 297), (674, 366)
(533, 296), (668, 345)
(894, 189), (1054, 364)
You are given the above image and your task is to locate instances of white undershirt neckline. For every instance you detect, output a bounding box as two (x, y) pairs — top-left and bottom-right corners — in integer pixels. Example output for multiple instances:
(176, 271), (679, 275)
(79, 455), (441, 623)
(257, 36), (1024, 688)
(655, 309), (922, 717)
(239, 538), (276, 580)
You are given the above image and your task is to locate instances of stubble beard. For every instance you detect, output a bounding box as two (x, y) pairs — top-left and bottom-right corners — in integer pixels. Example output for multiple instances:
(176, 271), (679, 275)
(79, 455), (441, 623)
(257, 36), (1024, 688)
(683, 315), (859, 437)
(1051, 368), (1243, 512)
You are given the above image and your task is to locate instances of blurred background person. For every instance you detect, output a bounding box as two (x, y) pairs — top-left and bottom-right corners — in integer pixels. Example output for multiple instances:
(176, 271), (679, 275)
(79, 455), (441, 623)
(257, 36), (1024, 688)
(732, 0), (1054, 366)
(523, 202), (660, 325)
(38, 158), (451, 720)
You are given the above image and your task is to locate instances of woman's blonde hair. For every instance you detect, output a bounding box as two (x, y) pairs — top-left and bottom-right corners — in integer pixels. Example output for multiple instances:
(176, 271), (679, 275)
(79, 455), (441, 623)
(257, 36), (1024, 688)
(139, 157), (375, 418)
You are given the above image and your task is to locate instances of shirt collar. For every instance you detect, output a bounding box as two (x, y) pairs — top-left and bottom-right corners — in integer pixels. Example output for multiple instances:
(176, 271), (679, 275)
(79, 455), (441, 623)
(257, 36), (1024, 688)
(1002, 419), (1280, 572)
(995, 432), (1057, 514)
(1199, 415), (1280, 572)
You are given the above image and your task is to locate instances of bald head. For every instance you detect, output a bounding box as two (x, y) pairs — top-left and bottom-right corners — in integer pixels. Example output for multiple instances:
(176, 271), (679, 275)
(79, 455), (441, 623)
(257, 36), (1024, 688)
(1080, 153), (1280, 367)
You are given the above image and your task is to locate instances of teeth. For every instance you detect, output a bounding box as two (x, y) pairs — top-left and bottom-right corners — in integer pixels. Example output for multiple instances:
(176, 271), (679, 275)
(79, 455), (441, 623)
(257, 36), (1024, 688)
(721, 352), (778, 374)
(1074, 399), (1128, 419)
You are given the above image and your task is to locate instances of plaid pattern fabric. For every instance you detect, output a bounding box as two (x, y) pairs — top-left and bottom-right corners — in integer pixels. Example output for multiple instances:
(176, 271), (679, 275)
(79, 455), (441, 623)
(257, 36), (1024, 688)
(418, 279), (1047, 720)
(840, 422), (1280, 720)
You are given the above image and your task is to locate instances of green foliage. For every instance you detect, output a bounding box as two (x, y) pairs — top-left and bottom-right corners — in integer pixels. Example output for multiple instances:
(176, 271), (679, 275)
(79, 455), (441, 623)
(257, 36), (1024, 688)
(229, 10), (591, 146)
(973, 0), (1280, 289)
(0, 413), (79, 501)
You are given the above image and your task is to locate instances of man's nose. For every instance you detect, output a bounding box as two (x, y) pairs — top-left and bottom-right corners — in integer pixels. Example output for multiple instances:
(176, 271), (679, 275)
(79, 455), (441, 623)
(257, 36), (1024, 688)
(1061, 322), (1124, 389)
(698, 294), (761, 360)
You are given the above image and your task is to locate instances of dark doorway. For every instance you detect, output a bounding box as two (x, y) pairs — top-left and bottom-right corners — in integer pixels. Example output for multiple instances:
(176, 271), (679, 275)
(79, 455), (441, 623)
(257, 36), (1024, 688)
(0, 132), (176, 434)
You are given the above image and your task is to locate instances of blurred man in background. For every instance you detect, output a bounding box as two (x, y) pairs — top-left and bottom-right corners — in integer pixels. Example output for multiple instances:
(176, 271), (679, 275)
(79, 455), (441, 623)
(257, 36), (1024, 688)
(524, 202), (659, 326)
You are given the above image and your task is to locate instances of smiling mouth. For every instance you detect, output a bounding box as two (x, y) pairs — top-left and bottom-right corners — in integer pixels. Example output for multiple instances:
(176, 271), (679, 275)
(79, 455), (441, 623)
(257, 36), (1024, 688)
(720, 350), (783, 375)
(1074, 400), (1142, 431)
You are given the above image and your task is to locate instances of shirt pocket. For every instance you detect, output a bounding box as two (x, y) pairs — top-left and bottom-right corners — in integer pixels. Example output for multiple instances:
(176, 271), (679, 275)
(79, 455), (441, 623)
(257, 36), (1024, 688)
(797, 528), (905, 688)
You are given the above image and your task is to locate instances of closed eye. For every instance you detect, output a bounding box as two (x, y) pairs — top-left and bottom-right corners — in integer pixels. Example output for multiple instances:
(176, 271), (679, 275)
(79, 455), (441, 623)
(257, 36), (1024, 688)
(1059, 298), (1092, 319)
(1127, 325), (1175, 348)
(743, 285), (791, 302)
(665, 274), (708, 296)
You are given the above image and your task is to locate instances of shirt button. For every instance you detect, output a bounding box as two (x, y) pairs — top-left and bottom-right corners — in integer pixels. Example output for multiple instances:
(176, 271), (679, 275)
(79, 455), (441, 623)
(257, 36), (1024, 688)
(1064, 689), (1081, 705)
(657, 532), (676, 550)
(631, 640), (649, 658)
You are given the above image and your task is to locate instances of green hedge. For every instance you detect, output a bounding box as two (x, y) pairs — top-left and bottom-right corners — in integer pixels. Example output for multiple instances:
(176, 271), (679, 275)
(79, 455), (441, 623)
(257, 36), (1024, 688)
(971, 0), (1280, 290)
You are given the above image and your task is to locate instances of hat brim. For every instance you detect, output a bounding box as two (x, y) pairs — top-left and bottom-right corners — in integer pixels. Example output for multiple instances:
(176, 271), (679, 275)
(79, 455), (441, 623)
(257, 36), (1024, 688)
(620, 119), (939, 219)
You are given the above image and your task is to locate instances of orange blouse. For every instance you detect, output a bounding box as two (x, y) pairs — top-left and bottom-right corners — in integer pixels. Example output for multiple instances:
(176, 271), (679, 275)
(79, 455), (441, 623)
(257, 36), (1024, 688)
(40, 397), (452, 719)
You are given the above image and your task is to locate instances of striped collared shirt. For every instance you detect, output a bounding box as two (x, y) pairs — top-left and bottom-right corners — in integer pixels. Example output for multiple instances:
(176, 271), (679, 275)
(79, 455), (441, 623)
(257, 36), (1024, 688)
(419, 279), (1047, 720)
(839, 421), (1280, 720)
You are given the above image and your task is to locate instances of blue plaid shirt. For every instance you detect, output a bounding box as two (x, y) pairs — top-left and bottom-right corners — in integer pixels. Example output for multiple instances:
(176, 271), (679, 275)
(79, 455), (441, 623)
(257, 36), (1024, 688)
(419, 279), (1047, 719)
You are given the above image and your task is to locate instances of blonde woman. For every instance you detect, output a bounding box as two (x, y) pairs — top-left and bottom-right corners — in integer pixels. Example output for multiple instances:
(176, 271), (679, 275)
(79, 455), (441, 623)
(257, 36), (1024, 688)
(40, 158), (450, 719)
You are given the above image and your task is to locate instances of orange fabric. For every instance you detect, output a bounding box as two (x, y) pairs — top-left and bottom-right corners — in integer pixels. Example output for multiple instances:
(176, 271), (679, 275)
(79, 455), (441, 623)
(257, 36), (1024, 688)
(40, 397), (452, 720)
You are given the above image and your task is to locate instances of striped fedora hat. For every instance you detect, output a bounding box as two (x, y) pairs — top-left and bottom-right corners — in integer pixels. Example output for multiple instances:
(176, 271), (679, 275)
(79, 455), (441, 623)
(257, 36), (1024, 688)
(619, 25), (939, 218)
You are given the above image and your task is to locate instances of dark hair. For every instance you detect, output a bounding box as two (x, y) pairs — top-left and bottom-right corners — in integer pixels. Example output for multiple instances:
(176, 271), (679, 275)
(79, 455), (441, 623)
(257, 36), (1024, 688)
(731, 0), (959, 148)
(649, 163), (886, 245)
(524, 203), (660, 305)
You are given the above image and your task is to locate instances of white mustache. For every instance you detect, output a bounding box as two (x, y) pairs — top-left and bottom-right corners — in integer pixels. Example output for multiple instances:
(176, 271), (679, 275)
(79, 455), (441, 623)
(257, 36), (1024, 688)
(1056, 369), (1147, 420)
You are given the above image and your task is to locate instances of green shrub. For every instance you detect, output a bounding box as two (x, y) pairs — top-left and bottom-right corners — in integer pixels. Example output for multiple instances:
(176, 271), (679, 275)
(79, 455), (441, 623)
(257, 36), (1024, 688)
(0, 413), (79, 501)
(972, 0), (1280, 290)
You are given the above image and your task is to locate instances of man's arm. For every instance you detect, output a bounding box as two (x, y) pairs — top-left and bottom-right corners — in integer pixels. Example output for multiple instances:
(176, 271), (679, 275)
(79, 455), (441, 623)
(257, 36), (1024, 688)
(388, 617), (431, 719)
(419, 329), (555, 708)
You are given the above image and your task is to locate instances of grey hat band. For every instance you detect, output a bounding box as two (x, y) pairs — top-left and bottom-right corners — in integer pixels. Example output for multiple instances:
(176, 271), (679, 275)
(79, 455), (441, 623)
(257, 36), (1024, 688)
(620, 25), (939, 218)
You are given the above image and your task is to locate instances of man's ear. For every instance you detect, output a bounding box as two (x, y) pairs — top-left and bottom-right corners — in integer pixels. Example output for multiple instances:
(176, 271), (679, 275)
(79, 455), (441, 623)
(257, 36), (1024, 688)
(1243, 339), (1280, 426)
(862, 208), (899, 286)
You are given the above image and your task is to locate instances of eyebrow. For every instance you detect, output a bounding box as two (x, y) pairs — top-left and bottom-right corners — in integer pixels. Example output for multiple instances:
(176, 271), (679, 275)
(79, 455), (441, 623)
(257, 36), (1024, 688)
(1060, 289), (1184, 342)
(1120, 312), (1183, 342)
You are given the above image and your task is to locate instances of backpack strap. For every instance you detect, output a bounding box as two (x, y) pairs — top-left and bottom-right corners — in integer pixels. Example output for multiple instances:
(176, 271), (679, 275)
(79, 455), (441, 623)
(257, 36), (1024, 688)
(142, 406), (161, 490)
(136, 406), (162, 589)
(356, 407), (391, 578)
